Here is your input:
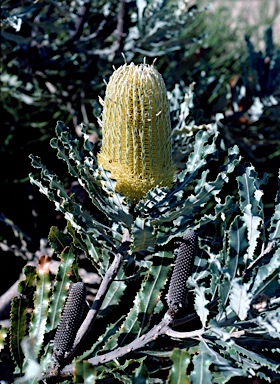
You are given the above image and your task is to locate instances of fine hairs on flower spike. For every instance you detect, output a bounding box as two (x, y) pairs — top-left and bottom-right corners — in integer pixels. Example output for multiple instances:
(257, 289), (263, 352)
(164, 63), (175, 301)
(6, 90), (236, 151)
(97, 61), (175, 202)
(167, 230), (197, 313)
(53, 282), (86, 364)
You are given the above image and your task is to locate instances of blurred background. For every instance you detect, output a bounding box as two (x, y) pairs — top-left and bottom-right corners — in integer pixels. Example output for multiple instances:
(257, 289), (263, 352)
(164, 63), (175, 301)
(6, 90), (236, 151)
(1, 0), (280, 298)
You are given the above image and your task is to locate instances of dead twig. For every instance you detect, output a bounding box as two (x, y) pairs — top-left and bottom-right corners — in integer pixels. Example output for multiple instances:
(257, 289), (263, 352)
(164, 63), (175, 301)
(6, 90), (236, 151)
(86, 0), (126, 58)
(69, 0), (91, 41)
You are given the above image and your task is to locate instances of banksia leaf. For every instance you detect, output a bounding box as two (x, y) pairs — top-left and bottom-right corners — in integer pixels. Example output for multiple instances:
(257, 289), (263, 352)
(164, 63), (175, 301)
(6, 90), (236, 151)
(167, 230), (197, 313)
(167, 348), (191, 384)
(189, 351), (213, 384)
(97, 62), (175, 202)
(46, 247), (76, 333)
(53, 282), (86, 364)
(268, 170), (280, 241)
(29, 255), (52, 359)
(48, 226), (72, 254)
(10, 296), (28, 372)
(229, 279), (252, 321)
(9, 265), (36, 372)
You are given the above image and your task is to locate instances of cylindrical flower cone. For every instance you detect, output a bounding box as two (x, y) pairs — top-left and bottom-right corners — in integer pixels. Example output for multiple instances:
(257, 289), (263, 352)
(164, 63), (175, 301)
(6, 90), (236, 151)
(97, 62), (175, 202)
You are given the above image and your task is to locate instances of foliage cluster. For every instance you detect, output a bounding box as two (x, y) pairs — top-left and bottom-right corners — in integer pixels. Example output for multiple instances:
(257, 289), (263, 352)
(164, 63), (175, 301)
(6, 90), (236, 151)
(1, 0), (279, 250)
(0, 112), (279, 382)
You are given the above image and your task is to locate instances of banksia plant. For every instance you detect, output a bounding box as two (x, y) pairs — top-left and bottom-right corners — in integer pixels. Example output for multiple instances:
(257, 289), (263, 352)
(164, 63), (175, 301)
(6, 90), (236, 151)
(97, 62), (175, 202)
(167, 230), (197, 313)
(5, 120), (279, 383)
(4, 55), (279, 384)
(53, 282), (86, 364)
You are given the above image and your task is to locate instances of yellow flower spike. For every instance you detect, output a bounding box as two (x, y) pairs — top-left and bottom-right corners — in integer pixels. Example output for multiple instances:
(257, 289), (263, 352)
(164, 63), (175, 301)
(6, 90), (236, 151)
(97, 62), (175, 202)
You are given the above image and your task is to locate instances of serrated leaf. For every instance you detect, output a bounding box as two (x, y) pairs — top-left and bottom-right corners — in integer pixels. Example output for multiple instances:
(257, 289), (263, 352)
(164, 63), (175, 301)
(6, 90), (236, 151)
(190, 352), (213, 384)
(28, 256), (52, 358)
(50, 138), (80, 179)
(10, 296), (28, 372)
(227, 216), (248, 278)
(242, 204), (262, 263)
(78, 316), (125, 361)
(193, 284), (210, 328)
(29, 154), (116, 254)
(185, 128), (218, 171)
(82, 234), (105, 273)
(199, 339), (244, 375)
(131, 217), (156, 253)
(67, 221), (95, 259)
(48, 226), (72, 254)
(237, 165), (266, 263)
(132, 360), (149, 383)
(137, 250), (173, 334)
(100, 265), (127, 317)
(155, 171), (227, 227)
(237, 165), (267, 213)
(198, 239), (223, 295)
(229, 279), (252, 320)
(154, 146), (240, 246)
(52, 121), (133, 227)
(229, 342), (280, 374)
(167, 348), (191, 384)
(46, 247), (76, 333)
(197, 194), (236, 229)
(135, 123), (220, 223)
(9, 266), (37, 372)
(212, 370), (242, 384)
(269, 173), (280, 240)
(17, 265), (37, 296)
(251, 247), (280, 294)
(136, 186), (169, 213)
(96, 167), (133, 227)
(89, 358), (142, 383)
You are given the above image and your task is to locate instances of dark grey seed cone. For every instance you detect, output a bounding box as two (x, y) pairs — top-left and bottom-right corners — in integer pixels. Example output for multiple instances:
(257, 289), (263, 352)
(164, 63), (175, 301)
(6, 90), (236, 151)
(53, 282), (86, 363)
(167, 230), (197, 313)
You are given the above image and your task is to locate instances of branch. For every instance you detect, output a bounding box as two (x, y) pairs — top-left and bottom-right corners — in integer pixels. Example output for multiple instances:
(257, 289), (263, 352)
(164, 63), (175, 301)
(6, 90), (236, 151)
(114, 0), (126, 41)
(61, 313), (205, 376)
(39, 307), (251, 382)
(165, 327), (246, 340)
(85, 0), (126, 58)
(39, 314), (170, 381)
(61, 313), (173, 376)
(40, 229), (202, 381)
(67, 229), (131, 360)
(0, 280), (18, 320)
(165, 328), (204, 340)
(41, 316), (205, 381)
(69, 0), (91, 41)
